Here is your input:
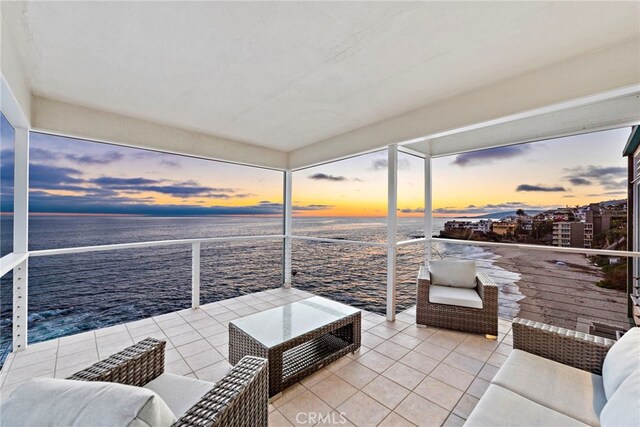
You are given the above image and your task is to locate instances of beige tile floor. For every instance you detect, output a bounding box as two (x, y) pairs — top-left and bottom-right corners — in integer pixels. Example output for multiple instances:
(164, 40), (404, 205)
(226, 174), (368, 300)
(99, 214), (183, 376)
(0, 287), (514, 426)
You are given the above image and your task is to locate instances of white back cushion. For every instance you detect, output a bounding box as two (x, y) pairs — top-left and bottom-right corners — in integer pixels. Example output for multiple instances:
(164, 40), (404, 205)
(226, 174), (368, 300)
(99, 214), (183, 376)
(600, 372), (640, 427)
(602, 327), (640, 399)
(144, 373), (214, 419)
(429, 259), (477, 288)
(0, 378), (177, 427)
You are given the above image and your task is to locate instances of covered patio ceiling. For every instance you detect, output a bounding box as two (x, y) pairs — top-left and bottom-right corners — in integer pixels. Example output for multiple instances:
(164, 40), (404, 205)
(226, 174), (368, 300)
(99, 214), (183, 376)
(1, 1), (639, 169)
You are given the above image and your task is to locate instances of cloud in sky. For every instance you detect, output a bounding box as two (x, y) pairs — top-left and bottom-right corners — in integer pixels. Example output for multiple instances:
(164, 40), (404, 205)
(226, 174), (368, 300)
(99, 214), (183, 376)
(516, 184), (567, 192)
(29, 163), (85, 191)
(399, 207), (424, 214)
(568, 177), (592, 186)
(65, 151), (124, 165)
(308, 173), (347, 182)
(159, 159), (181, 168)
(433, 201), (554, 216)
(28, 147), (124, 166)
(564, 165), (626, 190)
(452, 145), (530, 167)
(370, 158), (410, 171)
(24, 192), (285, 216)
(586, 190), (627, 197)
(92, 176), (248, 199)
(0, 147), (273, 214)
(293, 204), (333, 211)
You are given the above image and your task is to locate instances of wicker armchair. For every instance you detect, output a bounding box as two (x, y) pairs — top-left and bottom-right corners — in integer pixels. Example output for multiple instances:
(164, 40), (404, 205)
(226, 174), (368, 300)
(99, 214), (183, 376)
(68, 337), (269, 427)
(512, 317), (615, 375)
(416, 265), (498, 337)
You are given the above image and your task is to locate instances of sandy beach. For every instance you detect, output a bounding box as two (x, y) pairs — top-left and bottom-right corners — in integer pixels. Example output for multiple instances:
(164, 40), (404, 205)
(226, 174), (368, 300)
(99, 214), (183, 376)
(491, 247), (628, 330)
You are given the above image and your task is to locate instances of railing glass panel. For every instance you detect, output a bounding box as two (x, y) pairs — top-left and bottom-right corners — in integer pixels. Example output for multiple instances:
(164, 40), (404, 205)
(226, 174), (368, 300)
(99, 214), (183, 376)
(291, 240), (387, 314)
(199, 240), (283, 304)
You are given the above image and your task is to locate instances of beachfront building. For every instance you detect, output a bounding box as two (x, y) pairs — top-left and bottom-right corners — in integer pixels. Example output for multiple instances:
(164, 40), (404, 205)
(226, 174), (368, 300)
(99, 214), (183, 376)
(553, 222), (572, 247)
(473, 219), (493, 234)
(0, 2), (639, 426)
(443, 220), (475, 231)
(491, 221), (518, 236)
(552, 222), (594, 249)
(443, 219), (493, 235)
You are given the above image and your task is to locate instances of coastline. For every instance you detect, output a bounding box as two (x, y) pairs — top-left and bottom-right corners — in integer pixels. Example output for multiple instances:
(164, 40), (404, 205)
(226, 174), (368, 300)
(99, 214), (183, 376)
(491, 246), (628, 330)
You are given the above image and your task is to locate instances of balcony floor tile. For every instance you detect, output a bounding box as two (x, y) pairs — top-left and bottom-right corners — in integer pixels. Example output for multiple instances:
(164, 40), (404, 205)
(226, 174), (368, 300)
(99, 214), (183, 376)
(0, 287), (517, 426)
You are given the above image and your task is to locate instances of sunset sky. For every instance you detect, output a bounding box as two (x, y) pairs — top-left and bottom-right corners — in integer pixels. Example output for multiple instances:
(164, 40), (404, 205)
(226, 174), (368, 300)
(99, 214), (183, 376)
(0, 114), (631, 217)
(294, 127), (630, 217)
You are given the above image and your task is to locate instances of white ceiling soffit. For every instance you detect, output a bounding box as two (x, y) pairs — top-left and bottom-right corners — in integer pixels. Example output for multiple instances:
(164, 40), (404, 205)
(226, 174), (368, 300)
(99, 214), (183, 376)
(31, 97), (288, 170)
(408, 88), (640, 157)
(289, 38), (640, 169)
(3, 1), (640, 155)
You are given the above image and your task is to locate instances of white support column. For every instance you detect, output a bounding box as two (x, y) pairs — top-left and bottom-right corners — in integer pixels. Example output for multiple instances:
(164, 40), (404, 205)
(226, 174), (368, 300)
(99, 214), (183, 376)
(191, 242), (200, 309)
(386, 144), (398, 321)
(12, 127), (29, 351)
(424, 152), (433, 264)
(283, 170), (293, 288)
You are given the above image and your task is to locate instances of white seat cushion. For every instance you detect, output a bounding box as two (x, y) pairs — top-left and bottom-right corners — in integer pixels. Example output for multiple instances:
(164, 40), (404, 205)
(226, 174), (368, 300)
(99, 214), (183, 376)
(465, 384), (590, 427)
(429, 285), (483, 309)
(429, 259), (477, 288)
(492, 349), (606, 426)
(0, 378), (176, 427)
(600, 372), (640, 427)
(144, 373), (215, 419)
(602, 326), (640, 399)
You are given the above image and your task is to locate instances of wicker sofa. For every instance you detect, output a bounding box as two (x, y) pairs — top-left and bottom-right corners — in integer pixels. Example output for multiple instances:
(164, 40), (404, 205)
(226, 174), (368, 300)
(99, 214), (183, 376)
(1, 338), (268, 427)
(465, 318), (639, 427)
(417, 264), (498, 337)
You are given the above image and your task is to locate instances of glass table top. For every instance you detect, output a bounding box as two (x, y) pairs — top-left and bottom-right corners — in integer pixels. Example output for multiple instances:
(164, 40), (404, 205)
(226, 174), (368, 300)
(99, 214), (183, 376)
(230, 296), (360, 348)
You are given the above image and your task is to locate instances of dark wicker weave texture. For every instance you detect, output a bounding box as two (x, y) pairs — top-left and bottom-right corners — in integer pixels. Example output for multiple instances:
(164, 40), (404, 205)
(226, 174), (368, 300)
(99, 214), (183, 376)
(67, 337), (165, 386)
(230, 312), (361, 397)
(416, 266), (498, 336)
(512, 317), (615, 375)
(68, 337), (269, 427)
(174, 356), (268, 427)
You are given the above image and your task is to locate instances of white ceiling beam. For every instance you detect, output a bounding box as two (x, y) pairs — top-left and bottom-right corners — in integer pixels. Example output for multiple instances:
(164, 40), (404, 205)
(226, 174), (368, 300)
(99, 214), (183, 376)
(31, 97), (288, 170)
(288, 38), (640, 169)
(421, 90), (640, 157)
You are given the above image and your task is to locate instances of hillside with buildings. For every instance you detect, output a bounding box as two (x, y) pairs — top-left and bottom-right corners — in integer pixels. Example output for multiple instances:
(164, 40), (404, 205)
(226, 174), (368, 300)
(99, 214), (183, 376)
(441, 200), (628, 290)
(441, 200), (627, 250)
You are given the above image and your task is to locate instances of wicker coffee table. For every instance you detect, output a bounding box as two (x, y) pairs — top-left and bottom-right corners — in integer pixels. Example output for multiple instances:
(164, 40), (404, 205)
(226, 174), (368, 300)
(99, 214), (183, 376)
(229, 296), (361, 397)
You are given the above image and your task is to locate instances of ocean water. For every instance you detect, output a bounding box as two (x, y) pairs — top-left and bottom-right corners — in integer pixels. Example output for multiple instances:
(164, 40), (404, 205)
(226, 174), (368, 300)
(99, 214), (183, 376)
(0, 216), (520, 363)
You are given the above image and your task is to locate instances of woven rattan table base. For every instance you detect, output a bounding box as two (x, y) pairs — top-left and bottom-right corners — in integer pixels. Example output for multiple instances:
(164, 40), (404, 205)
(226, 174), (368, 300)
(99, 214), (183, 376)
(229, 310), (361, 397)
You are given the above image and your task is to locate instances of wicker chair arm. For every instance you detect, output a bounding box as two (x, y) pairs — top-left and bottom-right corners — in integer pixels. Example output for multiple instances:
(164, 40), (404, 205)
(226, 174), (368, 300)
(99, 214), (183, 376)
(476, 272), (498, 302)
(417, 266), (431, 303)
(512, 318), (615, 374)
(67, 337), (165, 386)
(173, 356), (269, 427)
(417, 265), (430, 280)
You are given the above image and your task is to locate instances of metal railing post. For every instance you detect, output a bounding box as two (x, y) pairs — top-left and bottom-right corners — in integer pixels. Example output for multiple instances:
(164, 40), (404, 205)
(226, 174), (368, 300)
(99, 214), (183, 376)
(13, 127), (29, 351)
(283, 170), (293, 288)
(192, 242), (201, 309)
(424, 152), (433, 264)
(387, 144), (398, 321)
(12, 260), (28, 352)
